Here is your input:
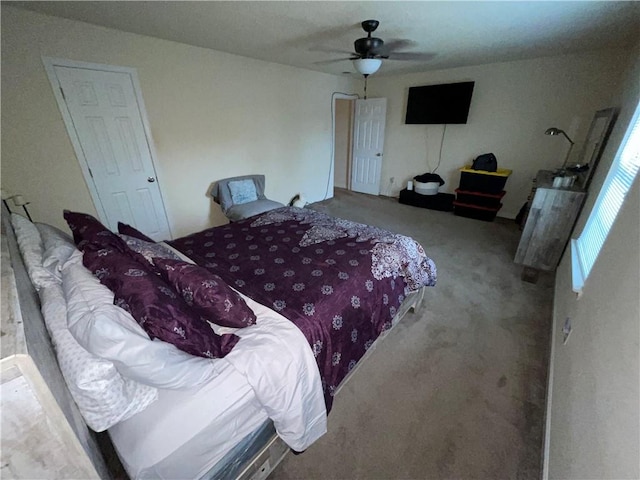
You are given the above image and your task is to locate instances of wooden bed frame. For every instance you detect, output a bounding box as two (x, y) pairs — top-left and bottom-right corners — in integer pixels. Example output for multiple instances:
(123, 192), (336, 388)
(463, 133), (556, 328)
(0, 203), (425, 479)
(1, 204), (112, 477)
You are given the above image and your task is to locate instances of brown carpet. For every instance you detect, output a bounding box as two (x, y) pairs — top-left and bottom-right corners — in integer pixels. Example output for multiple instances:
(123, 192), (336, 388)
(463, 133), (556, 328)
(270, 189), (553, 480)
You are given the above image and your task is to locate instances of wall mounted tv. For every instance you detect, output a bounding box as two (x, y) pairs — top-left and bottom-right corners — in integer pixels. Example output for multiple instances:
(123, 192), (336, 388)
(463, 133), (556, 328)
(405, 81), (475, 124)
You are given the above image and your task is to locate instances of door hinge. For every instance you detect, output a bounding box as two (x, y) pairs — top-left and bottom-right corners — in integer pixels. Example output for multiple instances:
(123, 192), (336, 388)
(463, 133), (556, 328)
(59, 87), (66, 100)
(88, 168), (94, 178)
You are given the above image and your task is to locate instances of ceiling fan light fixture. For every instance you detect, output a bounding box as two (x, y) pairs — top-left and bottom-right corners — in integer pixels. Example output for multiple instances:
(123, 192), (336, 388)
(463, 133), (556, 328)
(353, 58), (382, 76)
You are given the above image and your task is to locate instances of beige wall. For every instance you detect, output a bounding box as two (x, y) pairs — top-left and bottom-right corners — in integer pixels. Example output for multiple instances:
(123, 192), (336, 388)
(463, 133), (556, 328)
(333, 99), (352, 190)
(3, 5), (639, 475)
(546, 47), (639, 479)
(1, 7), (355, 237)
(2, 7), (631, 232)
(368, 50), (629, 218)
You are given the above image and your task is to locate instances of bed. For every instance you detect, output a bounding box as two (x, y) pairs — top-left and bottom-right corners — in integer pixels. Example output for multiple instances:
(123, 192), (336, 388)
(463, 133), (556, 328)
(2, 203), (436, 479)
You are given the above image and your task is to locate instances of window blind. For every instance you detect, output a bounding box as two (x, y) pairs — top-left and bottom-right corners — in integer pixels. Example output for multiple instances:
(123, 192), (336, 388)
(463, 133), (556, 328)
(572, 102), (640, 292)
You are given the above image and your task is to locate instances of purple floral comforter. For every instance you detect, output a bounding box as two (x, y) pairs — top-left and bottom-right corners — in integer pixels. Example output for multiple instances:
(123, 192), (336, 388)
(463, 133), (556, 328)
(169, 207), (436, 411)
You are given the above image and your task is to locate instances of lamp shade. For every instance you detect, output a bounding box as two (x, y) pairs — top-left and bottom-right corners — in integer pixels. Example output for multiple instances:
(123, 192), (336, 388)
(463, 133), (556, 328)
(353, 58), (382, 76)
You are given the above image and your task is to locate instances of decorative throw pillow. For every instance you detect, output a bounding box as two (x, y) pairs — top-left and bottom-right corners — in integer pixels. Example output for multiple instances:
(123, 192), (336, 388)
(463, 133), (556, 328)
(63, 210), (127, 252)
(10, 213), (58, 290)
(37, 223), (78, 281)
(63, 252), (218, 389)
(228, 179), (258, 205)
(155, 258), (257, 329)
(117, 222), (155, 243)
(118, 234), (182, 265)
(82, 246), (239, 359)
(40, 281), (157, 432)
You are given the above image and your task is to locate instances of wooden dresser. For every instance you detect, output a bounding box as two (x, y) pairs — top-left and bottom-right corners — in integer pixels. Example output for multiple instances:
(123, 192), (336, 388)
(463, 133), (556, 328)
(515, 170), (586, 274)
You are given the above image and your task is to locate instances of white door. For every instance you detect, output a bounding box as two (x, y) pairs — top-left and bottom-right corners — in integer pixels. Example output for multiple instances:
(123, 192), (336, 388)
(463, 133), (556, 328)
(351, 98), (387, 195)
(47, 62), (171, 240)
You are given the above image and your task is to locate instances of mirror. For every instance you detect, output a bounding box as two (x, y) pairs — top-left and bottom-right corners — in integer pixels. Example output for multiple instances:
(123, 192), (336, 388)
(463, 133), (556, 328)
(571, 108), (617, 189)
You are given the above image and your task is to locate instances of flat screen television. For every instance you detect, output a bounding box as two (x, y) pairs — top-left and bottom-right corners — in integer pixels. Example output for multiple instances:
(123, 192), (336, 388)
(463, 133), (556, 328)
(405, 81), (475, 124)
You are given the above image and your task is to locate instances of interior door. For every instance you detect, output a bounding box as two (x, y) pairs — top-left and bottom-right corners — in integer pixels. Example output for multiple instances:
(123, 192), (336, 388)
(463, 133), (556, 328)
(351, 98), (387, 195)
(51, 64), (171, 240)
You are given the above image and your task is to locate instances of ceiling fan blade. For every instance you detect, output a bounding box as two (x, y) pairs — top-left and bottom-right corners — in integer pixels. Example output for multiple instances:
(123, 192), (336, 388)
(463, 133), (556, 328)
(309, 46), (357, 56)
(310, 21), (435, 69)
(376, 39), (419, 56)
(312, 57), (354, 65)
(379, 39), (416, 53)
(387, 52), (437, 62)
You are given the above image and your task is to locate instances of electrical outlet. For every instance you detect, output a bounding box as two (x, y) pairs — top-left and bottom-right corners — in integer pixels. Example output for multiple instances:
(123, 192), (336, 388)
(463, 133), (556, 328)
(390, 177), (395, 184)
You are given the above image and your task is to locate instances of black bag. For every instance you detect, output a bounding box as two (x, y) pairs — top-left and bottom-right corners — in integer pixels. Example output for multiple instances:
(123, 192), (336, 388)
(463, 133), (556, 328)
(472, 153), (497, 172)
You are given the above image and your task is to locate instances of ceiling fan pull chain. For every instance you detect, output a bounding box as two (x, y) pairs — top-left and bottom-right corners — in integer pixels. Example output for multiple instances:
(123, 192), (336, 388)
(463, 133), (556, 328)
(364, 75), (368, 99)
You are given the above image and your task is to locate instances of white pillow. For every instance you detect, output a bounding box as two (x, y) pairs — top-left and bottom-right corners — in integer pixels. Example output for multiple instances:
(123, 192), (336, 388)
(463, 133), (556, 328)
(10, 213), (57, 289)
(36, 223), (78, 281)
(39, 281), (157, 432)
(228, 179), (258, 205)
(63, 251), (219, 389)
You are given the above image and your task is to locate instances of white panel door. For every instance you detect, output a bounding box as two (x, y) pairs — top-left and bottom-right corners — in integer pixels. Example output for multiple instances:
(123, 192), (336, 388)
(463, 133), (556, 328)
(52, 65), (171, 240)
(351, 98), (387, 195)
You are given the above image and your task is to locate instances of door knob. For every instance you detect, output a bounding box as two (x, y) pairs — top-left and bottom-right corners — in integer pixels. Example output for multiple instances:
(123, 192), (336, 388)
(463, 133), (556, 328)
(376, 153), (382, 157)
(147, 177), (156, 183)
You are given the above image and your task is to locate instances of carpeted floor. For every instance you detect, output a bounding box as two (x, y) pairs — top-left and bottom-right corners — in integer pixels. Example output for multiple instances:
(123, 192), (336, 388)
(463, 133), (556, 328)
(270, 189), (553, 480)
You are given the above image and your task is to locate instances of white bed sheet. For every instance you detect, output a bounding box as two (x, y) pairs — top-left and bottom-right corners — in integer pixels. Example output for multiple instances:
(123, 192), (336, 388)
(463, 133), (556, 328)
(109, 359), (268, 479)
(109, 292), (327, 480)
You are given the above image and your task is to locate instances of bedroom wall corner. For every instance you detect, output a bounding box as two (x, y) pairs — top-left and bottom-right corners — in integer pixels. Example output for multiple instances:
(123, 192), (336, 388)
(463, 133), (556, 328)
(368, 49), (630, 219)
(545, 44), (640, 480)
(1, 8), (99, 232)
(0, 6), (358, 237)
(333, 99), (354, 190)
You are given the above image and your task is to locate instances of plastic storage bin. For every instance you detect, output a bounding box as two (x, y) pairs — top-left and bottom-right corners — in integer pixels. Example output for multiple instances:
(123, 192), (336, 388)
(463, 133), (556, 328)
(459, 167), (512, 194)
(453, 201), (502, 221)
(414, 181), (440, 195)
(454, 189), (505, 208)
(399, 189), (454, 211)
(413, 173), (445, 196)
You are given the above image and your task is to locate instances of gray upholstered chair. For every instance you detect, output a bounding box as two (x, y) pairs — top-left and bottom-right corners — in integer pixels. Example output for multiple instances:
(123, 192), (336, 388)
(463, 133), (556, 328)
(211, 174), (285, 222)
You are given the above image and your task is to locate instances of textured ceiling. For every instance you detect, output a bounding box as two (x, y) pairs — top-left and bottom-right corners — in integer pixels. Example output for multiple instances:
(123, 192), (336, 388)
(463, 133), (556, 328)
(10, 1), (640, 77)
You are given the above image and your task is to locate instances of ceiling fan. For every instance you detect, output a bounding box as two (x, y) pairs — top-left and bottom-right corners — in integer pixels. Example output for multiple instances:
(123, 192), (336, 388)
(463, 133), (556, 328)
(316, 20), (435, 77)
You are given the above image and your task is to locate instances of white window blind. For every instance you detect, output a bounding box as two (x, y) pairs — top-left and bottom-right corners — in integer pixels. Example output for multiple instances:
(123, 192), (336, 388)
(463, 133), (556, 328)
(571, 101), (640, 293)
